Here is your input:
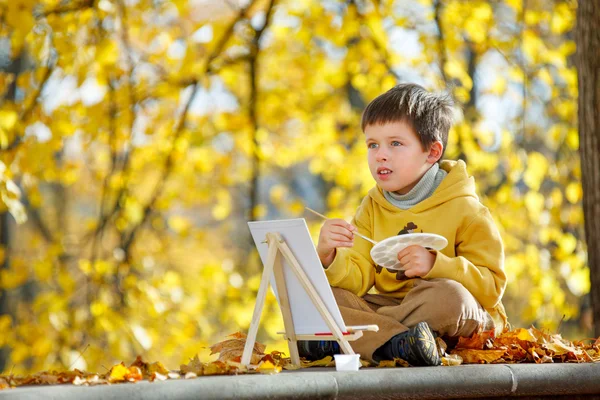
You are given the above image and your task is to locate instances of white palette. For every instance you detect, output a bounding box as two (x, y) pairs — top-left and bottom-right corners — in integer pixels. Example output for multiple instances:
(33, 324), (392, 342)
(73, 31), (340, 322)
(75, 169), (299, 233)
(370, 233), (448, 271)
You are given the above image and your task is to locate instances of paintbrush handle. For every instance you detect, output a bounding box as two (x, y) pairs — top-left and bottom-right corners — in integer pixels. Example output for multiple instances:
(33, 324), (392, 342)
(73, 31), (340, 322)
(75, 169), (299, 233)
(305, 207), (378, 245)
(354, 232), (378, 245)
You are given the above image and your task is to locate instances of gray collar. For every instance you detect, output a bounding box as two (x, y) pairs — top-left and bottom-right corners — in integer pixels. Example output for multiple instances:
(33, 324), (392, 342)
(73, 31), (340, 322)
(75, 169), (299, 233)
(383, 163), (447, 210)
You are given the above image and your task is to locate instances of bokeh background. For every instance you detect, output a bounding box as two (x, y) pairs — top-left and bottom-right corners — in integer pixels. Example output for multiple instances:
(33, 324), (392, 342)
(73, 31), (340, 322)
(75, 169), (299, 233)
(0, 0), (587, 375)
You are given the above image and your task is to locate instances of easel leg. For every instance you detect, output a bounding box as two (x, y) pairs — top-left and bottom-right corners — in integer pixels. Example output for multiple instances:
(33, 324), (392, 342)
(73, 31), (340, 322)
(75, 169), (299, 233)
(241, 237), (278, 366)
(272, 250), (301, 366)
(277, 239), (356, 356)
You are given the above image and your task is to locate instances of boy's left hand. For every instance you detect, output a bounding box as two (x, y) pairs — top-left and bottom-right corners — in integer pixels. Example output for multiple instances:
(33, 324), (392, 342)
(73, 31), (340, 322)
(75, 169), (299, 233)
(396, 245), (436, 278)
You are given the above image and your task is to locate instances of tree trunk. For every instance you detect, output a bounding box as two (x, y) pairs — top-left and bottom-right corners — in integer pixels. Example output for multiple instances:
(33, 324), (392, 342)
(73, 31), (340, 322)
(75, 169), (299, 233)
(0, 212), (11, 372)
(575, 1), (600, 337)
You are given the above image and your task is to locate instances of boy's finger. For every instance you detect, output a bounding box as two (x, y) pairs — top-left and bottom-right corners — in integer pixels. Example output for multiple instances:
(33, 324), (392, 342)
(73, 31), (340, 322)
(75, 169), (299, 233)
(332, 240), (354, 248)
(398, 253), (412, 265)
(329, 226), (355, 240)
(403, 268), (416, 278)
(330, 233), (354, 244)
(397, 247), (412, 259)
(329, 219), (356, 232)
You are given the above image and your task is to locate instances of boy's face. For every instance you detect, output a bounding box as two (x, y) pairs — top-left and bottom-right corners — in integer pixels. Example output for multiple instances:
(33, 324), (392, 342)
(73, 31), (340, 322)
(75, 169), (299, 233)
(365, 120), (441, 195)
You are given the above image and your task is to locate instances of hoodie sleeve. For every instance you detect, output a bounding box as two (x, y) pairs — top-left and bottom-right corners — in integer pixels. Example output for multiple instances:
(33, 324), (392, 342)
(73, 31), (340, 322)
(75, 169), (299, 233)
(424, 207), (506, 309)
(323, 198), (376, 297)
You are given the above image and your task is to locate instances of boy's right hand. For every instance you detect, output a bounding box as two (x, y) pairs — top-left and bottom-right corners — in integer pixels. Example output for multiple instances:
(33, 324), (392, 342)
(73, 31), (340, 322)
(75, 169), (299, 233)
(317, 219), (356, 268)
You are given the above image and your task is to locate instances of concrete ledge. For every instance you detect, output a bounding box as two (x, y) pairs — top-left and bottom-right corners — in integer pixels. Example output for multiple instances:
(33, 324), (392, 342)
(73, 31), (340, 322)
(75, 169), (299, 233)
(1, 363), (600, 399)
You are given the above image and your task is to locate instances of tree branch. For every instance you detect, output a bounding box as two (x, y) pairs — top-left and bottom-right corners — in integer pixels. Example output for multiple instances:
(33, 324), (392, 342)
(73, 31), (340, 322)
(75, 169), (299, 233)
(1, 47), (55, 152)
(248, 0), (276, 222)
(88, 0), (139, 251)
(119, 0), (258, 258)
(36, 0), (95, 18)
(351, 0), (400, 81)
(434, 0), (449, 84)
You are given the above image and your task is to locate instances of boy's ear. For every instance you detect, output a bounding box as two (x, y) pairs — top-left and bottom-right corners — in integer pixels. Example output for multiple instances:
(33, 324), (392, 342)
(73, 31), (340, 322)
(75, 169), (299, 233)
(427, 141), (443, 163)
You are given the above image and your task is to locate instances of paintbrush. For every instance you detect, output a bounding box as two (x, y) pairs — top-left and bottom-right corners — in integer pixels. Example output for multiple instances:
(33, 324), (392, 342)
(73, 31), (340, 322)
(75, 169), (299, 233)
(305, 207), (378, 245)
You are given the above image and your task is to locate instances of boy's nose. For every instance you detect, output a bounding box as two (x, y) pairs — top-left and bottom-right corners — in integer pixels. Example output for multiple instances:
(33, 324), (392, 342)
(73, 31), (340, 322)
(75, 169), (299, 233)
(376, 149), (388, 161)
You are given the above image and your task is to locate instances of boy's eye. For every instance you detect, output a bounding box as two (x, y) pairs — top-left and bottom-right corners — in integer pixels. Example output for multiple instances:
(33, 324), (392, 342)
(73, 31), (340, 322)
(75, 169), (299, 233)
(368, 143), (378, 149)
(391, 141), (401, 146)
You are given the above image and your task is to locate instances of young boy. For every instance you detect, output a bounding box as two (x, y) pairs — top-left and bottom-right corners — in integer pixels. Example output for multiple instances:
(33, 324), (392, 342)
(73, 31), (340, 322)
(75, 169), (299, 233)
(299, 83), (508, 366)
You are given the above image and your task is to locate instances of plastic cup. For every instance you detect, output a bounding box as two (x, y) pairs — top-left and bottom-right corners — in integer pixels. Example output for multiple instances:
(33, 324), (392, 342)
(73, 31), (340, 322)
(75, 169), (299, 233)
(334, 354), (361, 371)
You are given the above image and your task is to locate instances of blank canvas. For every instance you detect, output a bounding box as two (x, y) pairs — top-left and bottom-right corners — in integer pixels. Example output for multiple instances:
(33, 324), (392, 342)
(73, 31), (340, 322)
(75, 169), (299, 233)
(248, 218), (347, 335)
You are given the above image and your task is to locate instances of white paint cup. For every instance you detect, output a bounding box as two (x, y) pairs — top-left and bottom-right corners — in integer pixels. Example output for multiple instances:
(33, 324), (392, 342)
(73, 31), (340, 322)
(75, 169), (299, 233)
(334, 354), (361, 371)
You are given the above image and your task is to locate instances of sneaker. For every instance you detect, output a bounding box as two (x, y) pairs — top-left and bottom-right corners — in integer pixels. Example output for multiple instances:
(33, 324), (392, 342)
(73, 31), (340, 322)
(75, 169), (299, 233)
(297, 340), (340, 361)
(374, 321), (440, 366)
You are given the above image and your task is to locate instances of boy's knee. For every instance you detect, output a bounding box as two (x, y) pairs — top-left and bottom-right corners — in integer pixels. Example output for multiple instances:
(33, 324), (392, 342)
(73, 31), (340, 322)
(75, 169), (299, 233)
(423, 279), (490, 337)
(422, 279), (480, 319)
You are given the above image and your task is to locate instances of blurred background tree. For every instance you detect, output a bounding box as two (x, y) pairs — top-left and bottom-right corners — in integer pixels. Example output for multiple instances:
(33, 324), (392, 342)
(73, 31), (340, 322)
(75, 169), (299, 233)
(575, 0), (599, 337)
(0, 0), (587, 374)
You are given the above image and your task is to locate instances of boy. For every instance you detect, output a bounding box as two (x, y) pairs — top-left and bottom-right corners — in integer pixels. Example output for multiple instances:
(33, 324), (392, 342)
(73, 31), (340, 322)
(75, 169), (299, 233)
(299, 84), (507, 366)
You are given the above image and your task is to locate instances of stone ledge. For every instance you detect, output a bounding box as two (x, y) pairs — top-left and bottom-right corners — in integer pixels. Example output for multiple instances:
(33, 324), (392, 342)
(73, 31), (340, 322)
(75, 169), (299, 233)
(1, 363), (599, 399)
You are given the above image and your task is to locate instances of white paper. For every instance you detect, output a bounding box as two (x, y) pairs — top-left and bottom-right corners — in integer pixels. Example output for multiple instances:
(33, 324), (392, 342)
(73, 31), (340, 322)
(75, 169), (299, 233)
(248, 218), (347, 335)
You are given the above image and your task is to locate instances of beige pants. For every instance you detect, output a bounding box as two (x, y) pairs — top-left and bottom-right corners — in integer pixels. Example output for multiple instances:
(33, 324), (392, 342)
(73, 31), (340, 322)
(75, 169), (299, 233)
(333, 278), (495, 362)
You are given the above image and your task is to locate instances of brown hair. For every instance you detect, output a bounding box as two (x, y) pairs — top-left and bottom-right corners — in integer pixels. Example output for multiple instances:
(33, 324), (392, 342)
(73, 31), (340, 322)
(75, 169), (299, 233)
(361, 83), (458, 157)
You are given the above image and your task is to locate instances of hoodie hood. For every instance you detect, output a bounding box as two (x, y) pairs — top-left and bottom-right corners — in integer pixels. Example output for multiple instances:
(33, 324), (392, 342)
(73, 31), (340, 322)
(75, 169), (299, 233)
(368, 160), (478, 213)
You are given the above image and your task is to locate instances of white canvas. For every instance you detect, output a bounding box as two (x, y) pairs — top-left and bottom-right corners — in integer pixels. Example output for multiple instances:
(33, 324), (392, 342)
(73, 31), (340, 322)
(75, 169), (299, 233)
(248, 218), (347, 335)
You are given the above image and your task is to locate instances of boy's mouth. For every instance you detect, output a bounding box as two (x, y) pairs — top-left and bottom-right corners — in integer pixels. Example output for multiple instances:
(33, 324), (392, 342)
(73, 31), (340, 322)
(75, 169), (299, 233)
(377, 167), (393, 178)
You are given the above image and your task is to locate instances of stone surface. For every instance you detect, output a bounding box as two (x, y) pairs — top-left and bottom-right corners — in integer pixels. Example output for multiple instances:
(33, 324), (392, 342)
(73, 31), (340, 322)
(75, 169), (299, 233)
(1, 363), (600, 399)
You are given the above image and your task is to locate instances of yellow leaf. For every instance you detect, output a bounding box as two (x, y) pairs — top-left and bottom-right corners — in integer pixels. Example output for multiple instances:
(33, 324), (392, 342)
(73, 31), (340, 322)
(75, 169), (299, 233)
(301, 355), (333, 368)
(551, 3), (575, 34)
(0, 266), (28, 289)
(33, 260), (52, 283)
(97, 39), (119, 67)
(168, 215), (191, 235)
(212, 190), (231, 220)
(565, 182), (582, 204)
(108, 363), (129, 382)
(0, 110), (18, 131)
(257, 360), (281, 375)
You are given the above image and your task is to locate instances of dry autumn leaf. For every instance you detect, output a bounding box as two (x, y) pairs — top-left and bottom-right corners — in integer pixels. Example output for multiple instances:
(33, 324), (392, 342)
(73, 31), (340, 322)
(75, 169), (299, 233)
(1, 327), (599, 391)
(209, 332), (265, 365)
(450, 349), (506, 364)
(301, 355), (334, 368)
(441, 354), (463, 366)
(455, 330), (495, 350)
(377, 358), (410, 368)
(180, 354), (203, 375)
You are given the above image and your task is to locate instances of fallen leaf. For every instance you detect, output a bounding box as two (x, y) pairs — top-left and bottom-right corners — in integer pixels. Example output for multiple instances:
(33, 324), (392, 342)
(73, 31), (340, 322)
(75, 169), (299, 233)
(108, 363), (129, 382)
(257, 360), (281, 375)
(450, 349), (505, 364)
(377, 358), (409, 368)
(180, 354), (203, 375)
(441, 354), (463, 366)
(455, 330), (495, 350)
(209, 332), (265, 365)
(436, 336), (448, 354)
(301, 356), (333, 368)
(0, 377), (10, 389)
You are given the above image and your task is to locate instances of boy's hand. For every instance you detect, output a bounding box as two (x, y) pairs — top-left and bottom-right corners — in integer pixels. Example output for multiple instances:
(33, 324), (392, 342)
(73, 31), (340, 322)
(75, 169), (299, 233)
(396, 245), (436, 278)
(317, 219), (356, 267)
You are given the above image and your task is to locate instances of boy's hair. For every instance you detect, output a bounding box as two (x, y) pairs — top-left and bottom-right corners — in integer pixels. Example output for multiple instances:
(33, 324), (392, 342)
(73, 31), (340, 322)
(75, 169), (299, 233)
(361, 83), (458, 157)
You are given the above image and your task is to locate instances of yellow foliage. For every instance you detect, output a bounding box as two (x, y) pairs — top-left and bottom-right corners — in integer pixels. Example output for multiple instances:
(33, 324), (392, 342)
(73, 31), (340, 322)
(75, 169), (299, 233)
(0, 0), (587, 377)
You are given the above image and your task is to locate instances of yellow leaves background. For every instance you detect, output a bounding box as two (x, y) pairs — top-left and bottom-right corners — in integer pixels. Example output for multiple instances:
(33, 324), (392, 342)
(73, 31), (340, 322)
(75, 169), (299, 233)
(0, 0), (587, 375)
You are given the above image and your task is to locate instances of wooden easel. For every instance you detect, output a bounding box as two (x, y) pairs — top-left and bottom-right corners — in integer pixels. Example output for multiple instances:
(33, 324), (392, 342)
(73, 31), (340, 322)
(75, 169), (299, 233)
(241, 232), (378, 367)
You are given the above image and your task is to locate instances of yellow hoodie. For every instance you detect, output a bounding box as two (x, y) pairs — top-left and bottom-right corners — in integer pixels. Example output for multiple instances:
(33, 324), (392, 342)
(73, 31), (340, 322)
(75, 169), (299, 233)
(325, 160), (508, 335)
